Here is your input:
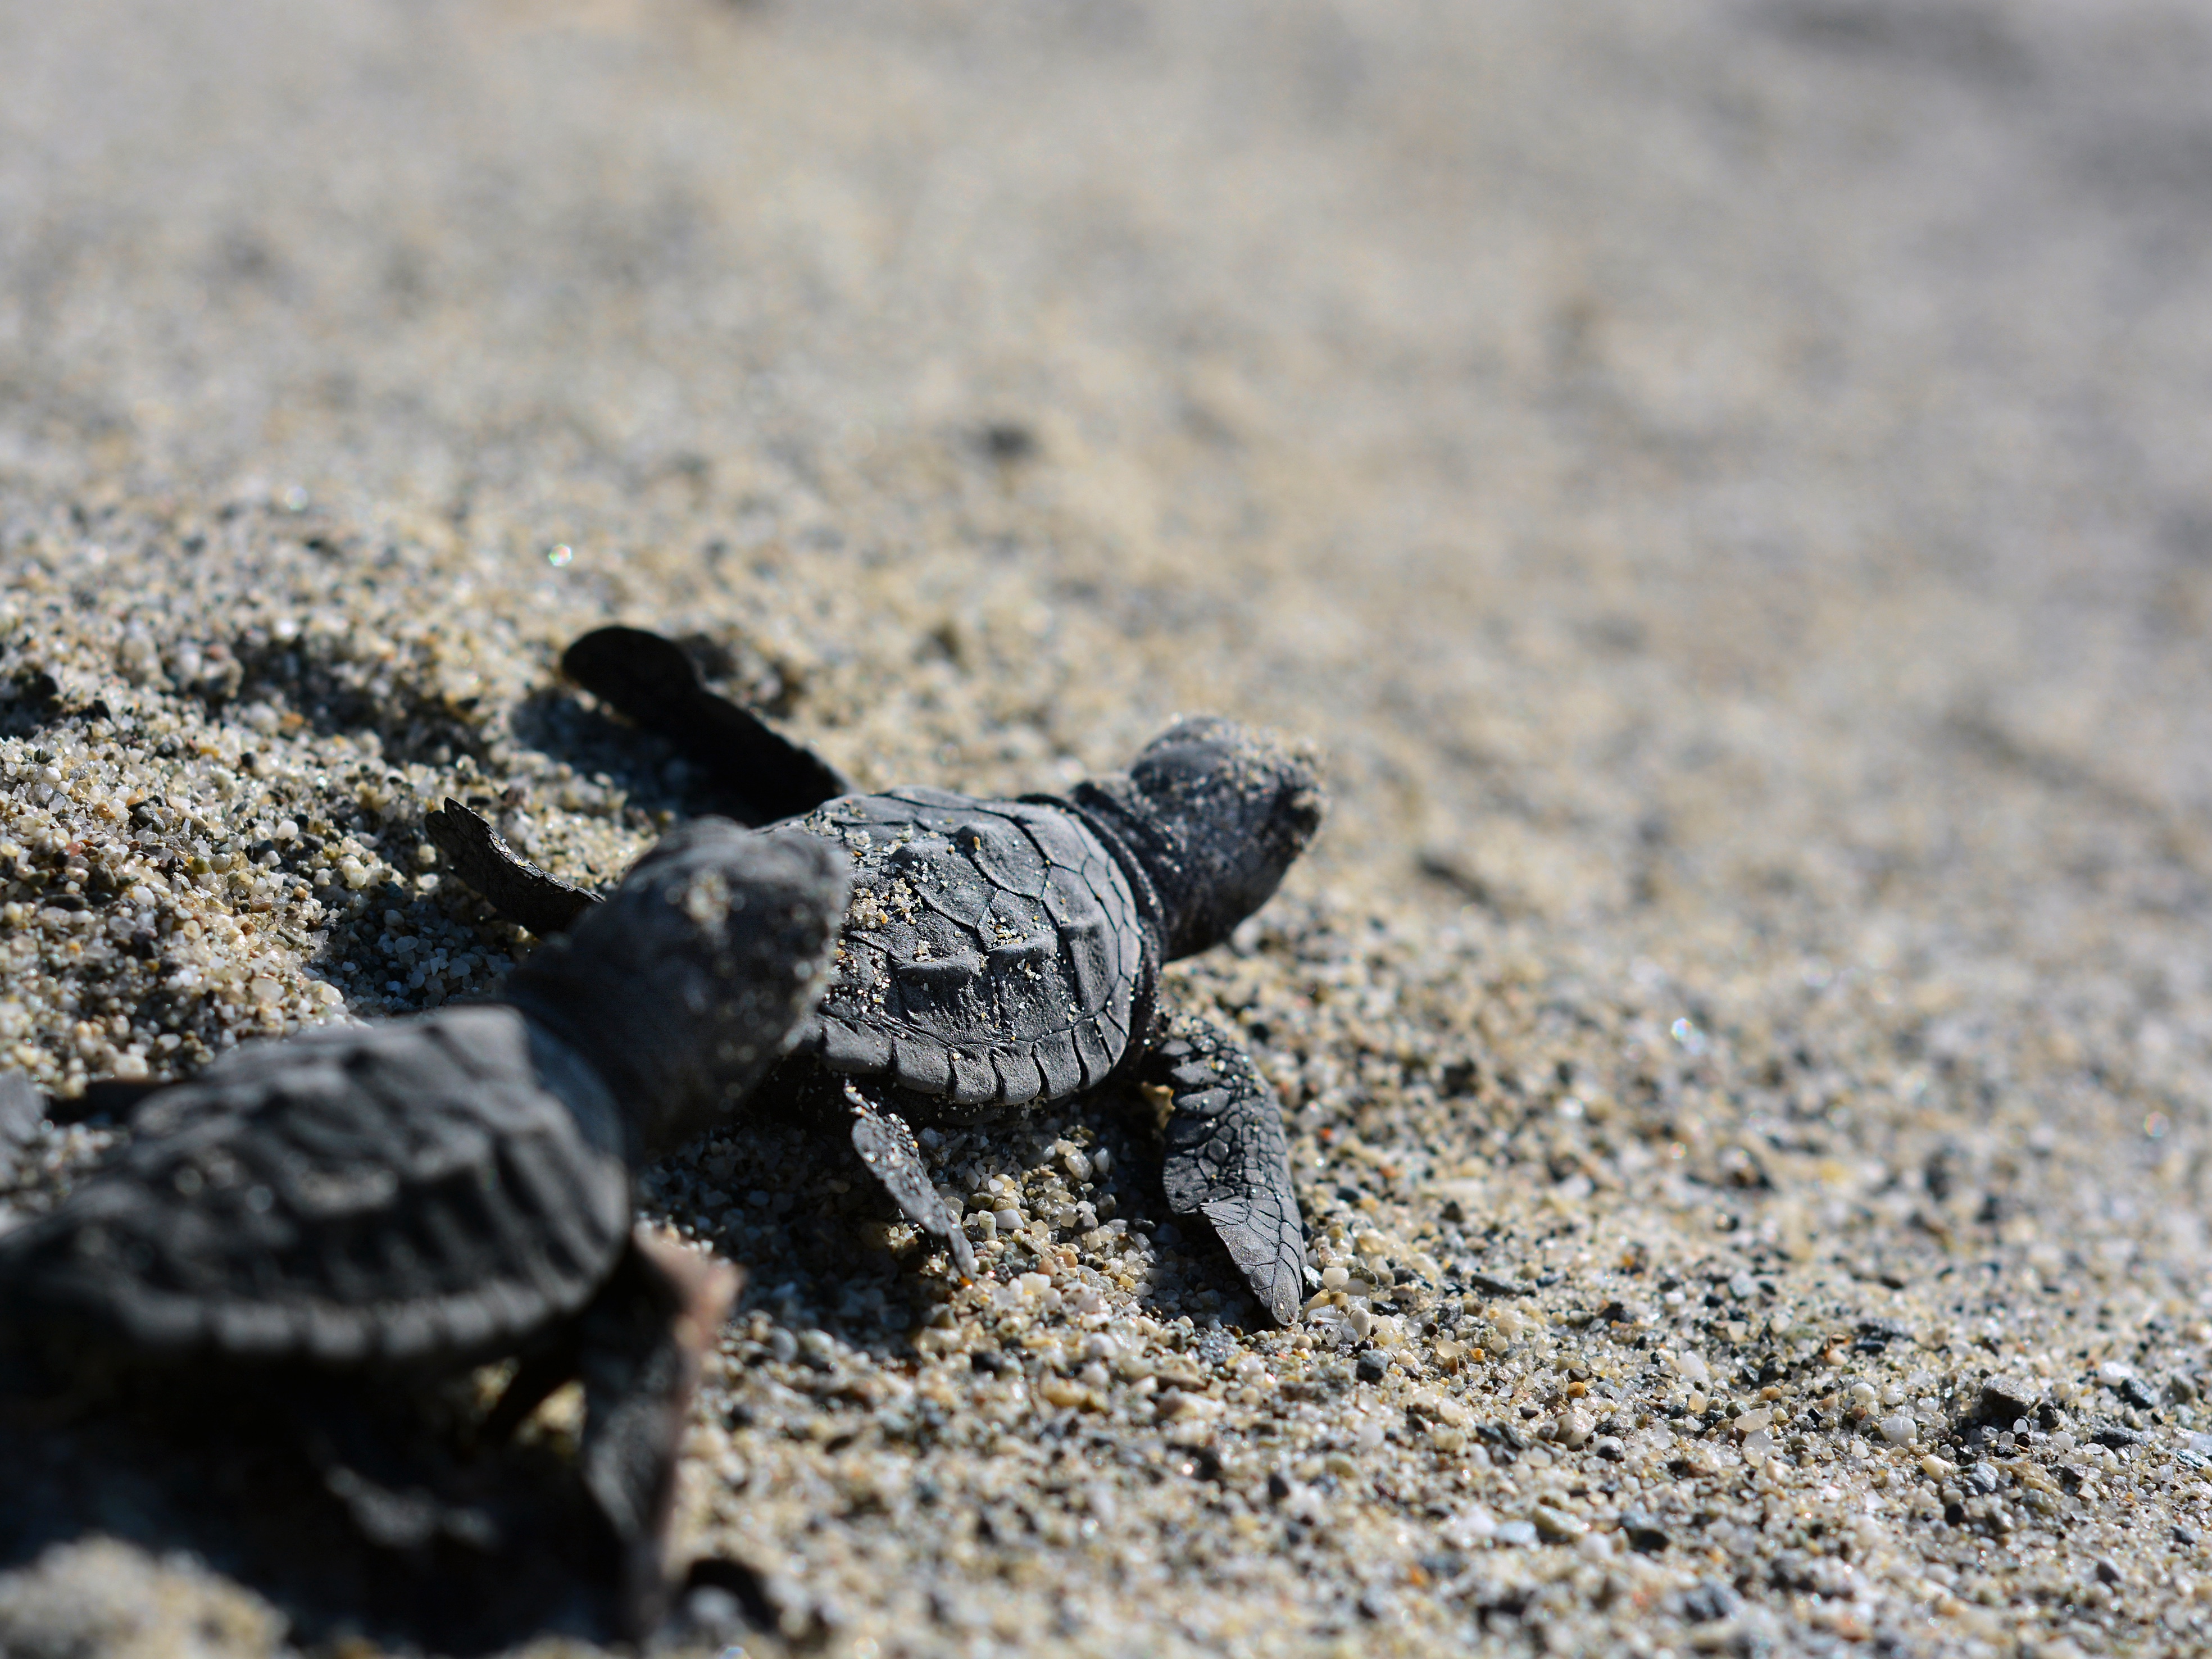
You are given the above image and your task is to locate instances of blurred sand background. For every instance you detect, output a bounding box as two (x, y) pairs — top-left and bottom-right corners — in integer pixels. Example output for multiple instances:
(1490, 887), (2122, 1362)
(4, 1), (2212, 1654)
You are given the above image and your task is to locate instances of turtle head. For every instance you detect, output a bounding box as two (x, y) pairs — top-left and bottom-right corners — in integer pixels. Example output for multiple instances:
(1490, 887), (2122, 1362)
(506, 820), (848, 1162)
(1081, 718), (1325, 960)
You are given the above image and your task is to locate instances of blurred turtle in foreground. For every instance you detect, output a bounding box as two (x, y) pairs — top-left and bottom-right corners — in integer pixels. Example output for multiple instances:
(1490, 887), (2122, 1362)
(0, 822), (847, 1642)
(430, 625), (1325, 1325)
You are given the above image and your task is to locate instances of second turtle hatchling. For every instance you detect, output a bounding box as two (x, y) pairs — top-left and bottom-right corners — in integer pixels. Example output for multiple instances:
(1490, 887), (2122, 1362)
(0, 821), (848, 1637)
(430, 626), (1326, 1324)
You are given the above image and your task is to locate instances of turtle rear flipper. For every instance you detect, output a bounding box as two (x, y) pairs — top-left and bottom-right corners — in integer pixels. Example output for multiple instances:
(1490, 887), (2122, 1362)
(49, 1075), (167, 1124)
(1145, 1014), (1309, 1326)
(0, 1069), (37, 1183)
(0, 1069), (137, 1176)
(575, 1228), (739, 1641)
(562, 626), (852, 824)
(426, 799), (601, 938)
(841, 1081), (977, 1279)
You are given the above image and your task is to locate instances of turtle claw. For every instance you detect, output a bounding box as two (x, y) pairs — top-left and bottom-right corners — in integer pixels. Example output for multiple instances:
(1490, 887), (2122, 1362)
(426, 798), (600, 937)
(842, 1082), (976, 1279)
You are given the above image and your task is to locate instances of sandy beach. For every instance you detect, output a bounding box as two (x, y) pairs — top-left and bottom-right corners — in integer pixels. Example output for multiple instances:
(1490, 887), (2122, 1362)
(4, 1), (2212, 1653)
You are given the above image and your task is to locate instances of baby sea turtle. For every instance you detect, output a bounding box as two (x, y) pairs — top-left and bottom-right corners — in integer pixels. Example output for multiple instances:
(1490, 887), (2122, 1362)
(0, 821), (847, 1636)
(428, 626), (1324, 1324)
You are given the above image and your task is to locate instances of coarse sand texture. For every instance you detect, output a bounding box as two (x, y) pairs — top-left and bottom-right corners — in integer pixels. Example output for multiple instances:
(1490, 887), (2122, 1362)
(5, 1), (2212, 1654)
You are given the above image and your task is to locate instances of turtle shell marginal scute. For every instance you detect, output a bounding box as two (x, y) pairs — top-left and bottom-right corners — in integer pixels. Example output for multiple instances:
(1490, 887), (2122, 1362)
(801, 789), (1147, 1115)
(0, 1006), (633, 1370)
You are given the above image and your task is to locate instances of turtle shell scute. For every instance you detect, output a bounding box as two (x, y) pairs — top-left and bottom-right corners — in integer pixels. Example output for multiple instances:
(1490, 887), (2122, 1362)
(801, 790), (1146, 1111)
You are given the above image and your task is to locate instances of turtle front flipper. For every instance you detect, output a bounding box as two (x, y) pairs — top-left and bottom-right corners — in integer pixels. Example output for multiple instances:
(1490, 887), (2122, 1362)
(562, 626), (853, 824)
(1143, 1013), (1309, 1326)
(575, 1229), (740, 1641)
(841, 1081), (977, 1279)
(427, 798), (602, 937)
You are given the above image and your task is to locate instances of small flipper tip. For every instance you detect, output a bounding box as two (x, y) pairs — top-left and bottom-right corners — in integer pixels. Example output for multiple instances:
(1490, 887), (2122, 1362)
(843, 1082), (975, 1281)
(1200, 1197), (1307, 1328)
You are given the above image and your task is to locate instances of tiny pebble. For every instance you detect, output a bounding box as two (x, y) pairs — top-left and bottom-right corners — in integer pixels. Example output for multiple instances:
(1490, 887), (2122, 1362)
(1531, 1504), (1587, 1542)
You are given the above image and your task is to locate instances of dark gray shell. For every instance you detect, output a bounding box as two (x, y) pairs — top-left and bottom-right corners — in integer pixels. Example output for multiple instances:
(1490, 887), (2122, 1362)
(797, 788), (1148, 1115)
(0, 1006), (632, 1369)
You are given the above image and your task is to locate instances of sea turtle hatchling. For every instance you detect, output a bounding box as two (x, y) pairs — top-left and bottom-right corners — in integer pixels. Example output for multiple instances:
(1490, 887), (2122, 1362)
(0, 821), (848, 1636)
(428, 625), (1325, 1324)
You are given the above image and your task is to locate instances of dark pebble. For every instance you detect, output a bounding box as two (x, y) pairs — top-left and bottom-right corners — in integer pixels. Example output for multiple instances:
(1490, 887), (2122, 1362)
(1978, 1373), (2043, 1424)
(1680, 1581), (1741, 1623)
(2117, 1376), (2160, 1412)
